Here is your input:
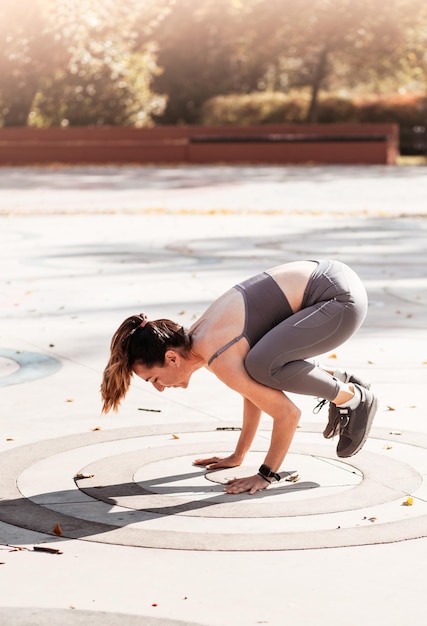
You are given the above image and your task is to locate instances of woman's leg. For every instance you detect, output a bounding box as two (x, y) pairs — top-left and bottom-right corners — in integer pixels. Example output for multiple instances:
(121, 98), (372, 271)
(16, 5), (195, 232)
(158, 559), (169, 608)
(244, 260), (368, 400)
(244, 260), (377, 458)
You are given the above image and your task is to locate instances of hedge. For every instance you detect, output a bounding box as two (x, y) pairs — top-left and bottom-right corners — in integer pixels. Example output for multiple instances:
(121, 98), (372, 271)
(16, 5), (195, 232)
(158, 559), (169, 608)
(200, 91), (427, 127)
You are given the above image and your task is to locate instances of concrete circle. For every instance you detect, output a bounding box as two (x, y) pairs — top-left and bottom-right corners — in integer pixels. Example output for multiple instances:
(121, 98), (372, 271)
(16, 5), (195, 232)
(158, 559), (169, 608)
(75, 444), (417, 518)
(0, 607), (200, 626)
(0, 349), (61, 387)
(0, 355), (20, 377)
(0, 422), (426, 551)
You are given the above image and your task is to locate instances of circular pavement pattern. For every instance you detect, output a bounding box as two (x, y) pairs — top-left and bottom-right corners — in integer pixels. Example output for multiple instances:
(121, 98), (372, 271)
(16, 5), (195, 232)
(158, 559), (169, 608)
(0, 422), (426, 551)
(0, 607), (199, 626)
(0, 349), (61, 387)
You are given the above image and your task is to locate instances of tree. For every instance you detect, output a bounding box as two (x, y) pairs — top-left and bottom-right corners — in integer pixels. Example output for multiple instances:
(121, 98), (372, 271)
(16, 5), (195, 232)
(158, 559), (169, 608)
(134, 0), (288, 123)
(142, 0), (427, 124)
(0, 0), (165, 127)
(0, 0), (66, 126)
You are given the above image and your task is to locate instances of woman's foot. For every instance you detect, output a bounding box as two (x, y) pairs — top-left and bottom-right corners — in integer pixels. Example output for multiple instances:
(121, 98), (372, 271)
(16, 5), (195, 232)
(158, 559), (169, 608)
(336, 385), (378, 457)
(322, 372), (371, 439)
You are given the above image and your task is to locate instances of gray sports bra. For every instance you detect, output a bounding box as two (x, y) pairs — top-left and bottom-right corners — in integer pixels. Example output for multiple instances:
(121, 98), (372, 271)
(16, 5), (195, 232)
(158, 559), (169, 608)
(207, 272), (293, 366)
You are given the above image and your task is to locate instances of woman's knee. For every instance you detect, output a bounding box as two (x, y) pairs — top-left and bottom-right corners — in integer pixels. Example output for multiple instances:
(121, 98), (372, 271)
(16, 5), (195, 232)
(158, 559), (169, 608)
(244, 349), (272, 385)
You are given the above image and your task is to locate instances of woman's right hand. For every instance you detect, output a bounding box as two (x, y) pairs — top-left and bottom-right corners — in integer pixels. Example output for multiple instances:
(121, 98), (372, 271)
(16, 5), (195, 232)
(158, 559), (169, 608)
(193, 454), (242, 470)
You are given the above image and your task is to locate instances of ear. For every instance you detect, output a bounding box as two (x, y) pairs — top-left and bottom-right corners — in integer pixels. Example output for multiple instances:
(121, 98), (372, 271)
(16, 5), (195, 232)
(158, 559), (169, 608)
(165, 349), (180, 366)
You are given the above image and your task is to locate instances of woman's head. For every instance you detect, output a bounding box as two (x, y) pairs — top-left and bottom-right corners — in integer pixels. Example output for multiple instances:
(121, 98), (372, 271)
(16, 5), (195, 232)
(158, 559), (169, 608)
(101, 313), (191, 412)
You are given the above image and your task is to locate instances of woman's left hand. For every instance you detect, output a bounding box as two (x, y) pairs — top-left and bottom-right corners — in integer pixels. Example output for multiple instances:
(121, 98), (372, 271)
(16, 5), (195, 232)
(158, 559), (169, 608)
(224, 473), (270, 495)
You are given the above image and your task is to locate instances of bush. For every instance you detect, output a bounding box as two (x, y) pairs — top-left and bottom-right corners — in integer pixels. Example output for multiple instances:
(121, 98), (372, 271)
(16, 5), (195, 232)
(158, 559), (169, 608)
(200, 91), (427, 128)
(356, 93), (427, 127)
(200, 91), (309, 125)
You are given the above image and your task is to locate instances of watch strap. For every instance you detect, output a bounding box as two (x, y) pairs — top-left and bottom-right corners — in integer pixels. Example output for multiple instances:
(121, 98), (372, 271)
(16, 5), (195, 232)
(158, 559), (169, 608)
(258, 463), (281, 482)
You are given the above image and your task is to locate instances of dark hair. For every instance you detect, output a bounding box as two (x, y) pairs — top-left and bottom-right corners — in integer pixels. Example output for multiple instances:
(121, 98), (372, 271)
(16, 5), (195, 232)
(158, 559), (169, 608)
(100, 314), (191, 413)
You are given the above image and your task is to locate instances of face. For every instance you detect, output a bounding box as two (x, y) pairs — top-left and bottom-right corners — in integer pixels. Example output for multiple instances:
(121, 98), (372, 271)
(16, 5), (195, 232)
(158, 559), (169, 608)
(133, 351), (190, 392)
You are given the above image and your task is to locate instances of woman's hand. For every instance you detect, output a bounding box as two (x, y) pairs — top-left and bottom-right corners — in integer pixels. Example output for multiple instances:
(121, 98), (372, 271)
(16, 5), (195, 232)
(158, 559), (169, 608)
(193, 453), (242, 470)
(225, 473), (270, 495)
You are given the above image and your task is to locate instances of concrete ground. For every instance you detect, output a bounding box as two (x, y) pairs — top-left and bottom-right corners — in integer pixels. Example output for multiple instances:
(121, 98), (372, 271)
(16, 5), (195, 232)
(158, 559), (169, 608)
(0, 163), (426, 625)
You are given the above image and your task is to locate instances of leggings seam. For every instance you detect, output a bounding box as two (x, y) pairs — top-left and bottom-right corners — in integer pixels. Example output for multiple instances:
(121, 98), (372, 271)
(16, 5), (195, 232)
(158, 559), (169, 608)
(293, 298), (336, 326)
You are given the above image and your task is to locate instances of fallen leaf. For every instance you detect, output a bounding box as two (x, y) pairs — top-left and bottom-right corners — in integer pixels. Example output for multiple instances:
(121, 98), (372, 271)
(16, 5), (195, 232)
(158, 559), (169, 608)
(52, 523), (62, 536)
(33, 546), (63, 555)
(285, 473), (299, 483)
(8, 546), (28, 552)
(402, 496), (413, 506)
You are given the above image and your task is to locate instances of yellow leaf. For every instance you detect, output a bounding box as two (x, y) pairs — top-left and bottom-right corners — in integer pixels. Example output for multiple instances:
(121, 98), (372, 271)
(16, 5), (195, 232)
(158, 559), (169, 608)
(285, 473), (299, 483)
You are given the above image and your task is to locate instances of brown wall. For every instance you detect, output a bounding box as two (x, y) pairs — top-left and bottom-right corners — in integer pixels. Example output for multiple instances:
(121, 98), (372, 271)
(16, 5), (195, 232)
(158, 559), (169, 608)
(0, 124), (399, 165)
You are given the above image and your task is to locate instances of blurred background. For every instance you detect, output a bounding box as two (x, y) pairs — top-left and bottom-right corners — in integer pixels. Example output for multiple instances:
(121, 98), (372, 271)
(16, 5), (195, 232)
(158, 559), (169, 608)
(0, 0), (426, 155)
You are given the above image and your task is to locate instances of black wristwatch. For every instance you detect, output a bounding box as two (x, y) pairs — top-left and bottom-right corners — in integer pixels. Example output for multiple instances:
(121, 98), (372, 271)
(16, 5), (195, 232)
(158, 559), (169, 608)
(258, 464), (281, 482)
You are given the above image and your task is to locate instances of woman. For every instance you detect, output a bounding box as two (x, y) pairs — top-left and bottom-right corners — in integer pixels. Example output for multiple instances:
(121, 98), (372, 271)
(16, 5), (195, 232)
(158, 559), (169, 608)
(101, 259), (377, 495)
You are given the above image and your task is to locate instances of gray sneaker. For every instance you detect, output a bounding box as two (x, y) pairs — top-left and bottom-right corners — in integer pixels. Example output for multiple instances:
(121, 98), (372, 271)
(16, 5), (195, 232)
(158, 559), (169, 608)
(336, 385), (378, 458)
(321, 373), (371, 439)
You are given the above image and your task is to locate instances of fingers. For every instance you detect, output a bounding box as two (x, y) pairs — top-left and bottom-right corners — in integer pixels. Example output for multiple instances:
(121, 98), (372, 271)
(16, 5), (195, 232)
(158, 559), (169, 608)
(224, 475), (268, 495)
(193, 456), (222, 467)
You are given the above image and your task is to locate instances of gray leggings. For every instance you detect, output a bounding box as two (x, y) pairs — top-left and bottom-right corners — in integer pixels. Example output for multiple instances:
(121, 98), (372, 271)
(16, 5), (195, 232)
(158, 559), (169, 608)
(244, 260), (368, 401)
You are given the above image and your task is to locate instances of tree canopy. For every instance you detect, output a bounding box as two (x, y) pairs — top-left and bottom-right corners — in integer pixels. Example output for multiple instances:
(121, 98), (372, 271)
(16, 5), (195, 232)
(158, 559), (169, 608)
(0, 0), (426, 126)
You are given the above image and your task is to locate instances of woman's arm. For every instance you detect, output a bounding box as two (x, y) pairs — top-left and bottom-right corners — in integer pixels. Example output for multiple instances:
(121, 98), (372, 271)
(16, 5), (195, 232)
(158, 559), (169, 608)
(212, 355), (301, 494)
(234, 397), (262, 459)
(193, 397), (262, 470)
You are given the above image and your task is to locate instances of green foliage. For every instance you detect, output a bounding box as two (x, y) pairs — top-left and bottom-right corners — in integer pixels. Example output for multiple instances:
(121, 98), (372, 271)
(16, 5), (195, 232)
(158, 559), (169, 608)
(147, 0), (427, 124)
(201, 91), (427, 127)
(357, 93), (427, 126)
(30, 45), (165, 127)
(0, 0), (426, 127)
(0, 0), (66, 126)
(0, 0), (166, 127)
(201, 92), (310, 125)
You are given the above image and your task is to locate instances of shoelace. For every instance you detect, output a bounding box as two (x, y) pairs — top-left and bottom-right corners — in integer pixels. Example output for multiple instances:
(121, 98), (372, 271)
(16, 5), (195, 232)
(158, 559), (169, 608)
(313, 398), (328, 414)
(338, 407), (351, 430)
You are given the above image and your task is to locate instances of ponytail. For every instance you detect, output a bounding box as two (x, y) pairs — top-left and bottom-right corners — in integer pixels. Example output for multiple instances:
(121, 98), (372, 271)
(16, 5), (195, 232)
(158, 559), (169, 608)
(101, 314), (190, 412)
